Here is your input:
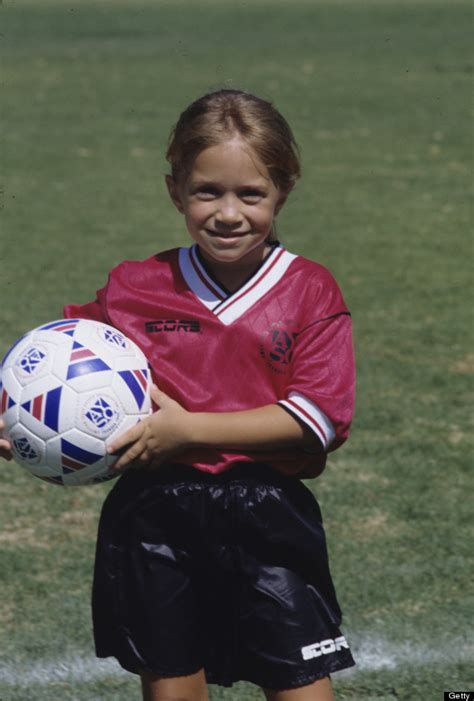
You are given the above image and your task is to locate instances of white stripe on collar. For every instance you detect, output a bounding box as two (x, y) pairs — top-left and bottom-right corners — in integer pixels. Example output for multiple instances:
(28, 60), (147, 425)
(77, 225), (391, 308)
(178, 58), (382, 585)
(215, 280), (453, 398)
(178, 246), (226, 311)
(179, 245), (297, 325)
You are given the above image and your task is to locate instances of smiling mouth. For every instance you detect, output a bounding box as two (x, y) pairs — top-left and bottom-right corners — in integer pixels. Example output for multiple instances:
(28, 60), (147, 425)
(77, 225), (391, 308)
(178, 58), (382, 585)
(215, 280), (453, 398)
(205, 229), (250, 238)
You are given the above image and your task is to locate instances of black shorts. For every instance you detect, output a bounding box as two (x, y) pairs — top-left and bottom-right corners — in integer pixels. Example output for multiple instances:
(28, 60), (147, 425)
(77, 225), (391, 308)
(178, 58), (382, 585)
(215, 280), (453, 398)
(92, 463), (355, 689)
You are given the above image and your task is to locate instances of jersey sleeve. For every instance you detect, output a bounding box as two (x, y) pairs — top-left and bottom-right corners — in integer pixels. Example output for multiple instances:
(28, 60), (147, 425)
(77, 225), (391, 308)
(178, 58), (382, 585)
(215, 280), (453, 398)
(278, 312), (355, 452)
(63, 285), (110, 323)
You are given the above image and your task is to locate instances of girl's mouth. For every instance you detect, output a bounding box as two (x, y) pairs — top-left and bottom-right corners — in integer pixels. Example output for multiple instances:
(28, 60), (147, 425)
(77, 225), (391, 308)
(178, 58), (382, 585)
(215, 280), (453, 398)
(205, 229), (249, 239)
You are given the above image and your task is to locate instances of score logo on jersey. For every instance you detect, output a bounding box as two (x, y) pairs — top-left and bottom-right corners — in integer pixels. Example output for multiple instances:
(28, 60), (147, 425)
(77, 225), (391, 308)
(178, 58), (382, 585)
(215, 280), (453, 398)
(0, 319), (152, 486)
(145, 319), (201, 333)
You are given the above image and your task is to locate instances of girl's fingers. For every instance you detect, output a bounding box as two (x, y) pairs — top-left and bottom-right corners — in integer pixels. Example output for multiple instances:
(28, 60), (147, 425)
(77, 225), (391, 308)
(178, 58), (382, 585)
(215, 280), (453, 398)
(111, 457), (127, 472)
(107, 421), (144, 454)
(150, 384), (161, 401)
(112, 444), (142, 471)
(150, 386), (167, 410)
(0, 436), (13, 460)
(150, 384), (179, 410)
(111, 432), (152, 470)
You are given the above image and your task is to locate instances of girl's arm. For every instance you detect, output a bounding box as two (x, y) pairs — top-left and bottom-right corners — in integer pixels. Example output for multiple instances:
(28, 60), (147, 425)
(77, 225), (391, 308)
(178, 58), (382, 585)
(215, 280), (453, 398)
(109, 385), (322, 471)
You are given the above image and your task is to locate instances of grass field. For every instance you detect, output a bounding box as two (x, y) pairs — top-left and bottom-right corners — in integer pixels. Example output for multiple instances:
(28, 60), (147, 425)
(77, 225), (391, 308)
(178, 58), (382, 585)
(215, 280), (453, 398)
(1, 1), (473, 699)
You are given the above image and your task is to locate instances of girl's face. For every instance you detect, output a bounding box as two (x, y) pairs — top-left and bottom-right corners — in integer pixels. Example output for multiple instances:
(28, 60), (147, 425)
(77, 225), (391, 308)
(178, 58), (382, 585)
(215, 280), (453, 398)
(166, 137), (287, 273)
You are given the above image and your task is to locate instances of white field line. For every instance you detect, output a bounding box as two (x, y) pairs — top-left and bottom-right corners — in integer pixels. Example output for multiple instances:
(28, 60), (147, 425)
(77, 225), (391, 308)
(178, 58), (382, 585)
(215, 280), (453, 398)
(0, 655), (128, 686)
(342, 634), (474, 674)
(0, 636), (472, 687)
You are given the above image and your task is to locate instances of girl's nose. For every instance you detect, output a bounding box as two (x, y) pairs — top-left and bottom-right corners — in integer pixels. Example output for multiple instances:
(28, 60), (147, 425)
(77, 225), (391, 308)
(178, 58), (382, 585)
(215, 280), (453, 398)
(216, 195), (242, 225)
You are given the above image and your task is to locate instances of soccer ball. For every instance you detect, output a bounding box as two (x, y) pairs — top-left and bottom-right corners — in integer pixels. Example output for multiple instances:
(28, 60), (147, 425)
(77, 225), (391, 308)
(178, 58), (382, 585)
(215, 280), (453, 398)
(0, 319), (152, 486)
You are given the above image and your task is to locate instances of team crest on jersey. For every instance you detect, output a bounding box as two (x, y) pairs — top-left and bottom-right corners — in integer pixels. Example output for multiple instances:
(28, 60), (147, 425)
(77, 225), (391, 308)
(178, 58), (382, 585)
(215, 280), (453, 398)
(259, 321), (298, 375)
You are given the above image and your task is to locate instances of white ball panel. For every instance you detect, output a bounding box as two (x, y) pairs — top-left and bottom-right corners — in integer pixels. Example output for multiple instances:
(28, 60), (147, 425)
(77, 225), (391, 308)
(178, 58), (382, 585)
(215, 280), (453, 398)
(113, 354), (150, 372)
(18, 404), (57, 442)
(66, 369), (115, 393)
(1, 366), (22, 398)
(31, 328), (75, 349)
(0, 398), (19, 430)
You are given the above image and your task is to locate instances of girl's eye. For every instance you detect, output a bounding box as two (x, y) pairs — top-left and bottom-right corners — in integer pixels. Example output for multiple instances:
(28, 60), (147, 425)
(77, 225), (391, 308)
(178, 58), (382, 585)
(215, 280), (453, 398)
(240, 191), (264, 203)
(196, 187), (219, 200)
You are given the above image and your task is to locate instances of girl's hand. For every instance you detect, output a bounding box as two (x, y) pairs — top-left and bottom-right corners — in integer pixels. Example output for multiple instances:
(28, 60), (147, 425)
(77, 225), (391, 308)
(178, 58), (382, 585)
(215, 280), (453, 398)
(108, 385), (192, 472)
(0, 418), (13, 461)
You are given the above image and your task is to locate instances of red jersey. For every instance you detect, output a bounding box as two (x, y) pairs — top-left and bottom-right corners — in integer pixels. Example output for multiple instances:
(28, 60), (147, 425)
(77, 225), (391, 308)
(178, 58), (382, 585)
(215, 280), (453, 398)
(64, 244), (355, 478)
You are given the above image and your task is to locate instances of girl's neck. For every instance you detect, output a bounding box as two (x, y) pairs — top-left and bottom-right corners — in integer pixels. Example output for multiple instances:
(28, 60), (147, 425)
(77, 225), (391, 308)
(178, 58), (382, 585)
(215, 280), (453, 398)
(196, 243), (277, 294)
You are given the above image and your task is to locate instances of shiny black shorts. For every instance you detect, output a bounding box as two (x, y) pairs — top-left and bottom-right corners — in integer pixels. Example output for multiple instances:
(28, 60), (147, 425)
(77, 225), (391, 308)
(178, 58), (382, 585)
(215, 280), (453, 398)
(92, 463), (355, 689)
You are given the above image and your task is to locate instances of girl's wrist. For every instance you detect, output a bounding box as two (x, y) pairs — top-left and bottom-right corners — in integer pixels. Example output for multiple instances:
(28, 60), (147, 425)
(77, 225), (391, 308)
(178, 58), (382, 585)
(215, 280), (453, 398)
(183, 412), (213, 449)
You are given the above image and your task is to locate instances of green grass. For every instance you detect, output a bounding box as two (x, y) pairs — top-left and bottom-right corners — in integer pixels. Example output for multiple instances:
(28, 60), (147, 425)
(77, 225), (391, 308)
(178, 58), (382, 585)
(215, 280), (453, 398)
(1, 1), (473, 699)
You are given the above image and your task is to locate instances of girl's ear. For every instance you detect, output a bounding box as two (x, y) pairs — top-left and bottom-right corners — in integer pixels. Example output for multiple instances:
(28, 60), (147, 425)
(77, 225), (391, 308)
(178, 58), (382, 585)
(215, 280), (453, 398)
(165, 174), (185, 213)
(274, 187), (292, 216)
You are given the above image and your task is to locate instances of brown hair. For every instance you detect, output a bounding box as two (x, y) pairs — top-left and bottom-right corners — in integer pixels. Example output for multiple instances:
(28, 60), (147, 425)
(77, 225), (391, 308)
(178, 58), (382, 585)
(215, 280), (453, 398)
(166, 89), (301, 193)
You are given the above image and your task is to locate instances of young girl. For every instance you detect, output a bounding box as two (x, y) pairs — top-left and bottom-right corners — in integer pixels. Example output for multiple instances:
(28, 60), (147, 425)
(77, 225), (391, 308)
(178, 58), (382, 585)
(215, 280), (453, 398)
(0, 90), (355, 700)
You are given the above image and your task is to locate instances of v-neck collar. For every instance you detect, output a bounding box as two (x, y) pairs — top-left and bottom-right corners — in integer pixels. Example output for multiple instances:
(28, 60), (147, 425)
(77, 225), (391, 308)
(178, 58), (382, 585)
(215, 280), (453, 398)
(178, 244), (297, 325)
(194, 242), (279, 297)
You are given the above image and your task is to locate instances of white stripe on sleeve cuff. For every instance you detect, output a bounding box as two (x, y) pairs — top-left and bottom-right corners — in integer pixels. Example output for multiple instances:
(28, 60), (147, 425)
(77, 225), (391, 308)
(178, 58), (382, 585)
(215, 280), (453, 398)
(278, 392), (336, 451)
